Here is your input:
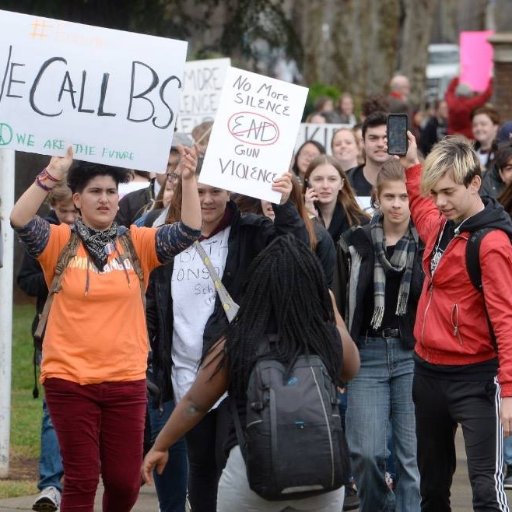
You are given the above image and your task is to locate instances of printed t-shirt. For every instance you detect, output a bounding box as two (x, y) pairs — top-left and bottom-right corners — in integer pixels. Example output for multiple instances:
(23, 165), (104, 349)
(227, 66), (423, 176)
(38, 223), (160, 385)
(171, 227), (230, 403)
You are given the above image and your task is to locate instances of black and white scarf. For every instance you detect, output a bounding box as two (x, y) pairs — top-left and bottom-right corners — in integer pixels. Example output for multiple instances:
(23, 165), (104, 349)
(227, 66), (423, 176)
(370, 212), (417, 330)
(74, 217), (118, 272)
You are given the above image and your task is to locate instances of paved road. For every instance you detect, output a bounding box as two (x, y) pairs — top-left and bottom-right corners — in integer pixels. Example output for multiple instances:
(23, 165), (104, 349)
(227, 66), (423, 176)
(0, 429), (509, 511)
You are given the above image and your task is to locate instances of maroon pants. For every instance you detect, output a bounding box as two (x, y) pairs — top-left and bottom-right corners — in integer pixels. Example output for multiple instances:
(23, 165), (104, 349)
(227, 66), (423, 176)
(44, 378), (147, 512)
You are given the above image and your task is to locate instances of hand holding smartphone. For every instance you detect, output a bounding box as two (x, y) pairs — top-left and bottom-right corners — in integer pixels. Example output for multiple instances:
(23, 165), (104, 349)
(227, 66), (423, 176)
(387, 114), (409, 156)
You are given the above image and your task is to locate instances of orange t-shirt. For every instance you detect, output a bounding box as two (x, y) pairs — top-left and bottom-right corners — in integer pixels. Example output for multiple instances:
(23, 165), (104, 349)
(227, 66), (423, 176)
(38, 223), (160, 385)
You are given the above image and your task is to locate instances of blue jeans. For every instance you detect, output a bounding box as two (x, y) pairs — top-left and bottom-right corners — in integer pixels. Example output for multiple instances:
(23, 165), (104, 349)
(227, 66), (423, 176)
(505, 437), (512, 466)
(149, 400), (188, 512)
(38, 399), (64, 491)
(346, 336), (420, 512)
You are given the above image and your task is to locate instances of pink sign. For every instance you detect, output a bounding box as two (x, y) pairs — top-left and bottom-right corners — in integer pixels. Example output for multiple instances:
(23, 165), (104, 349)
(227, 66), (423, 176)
(460, 31), (494, 92)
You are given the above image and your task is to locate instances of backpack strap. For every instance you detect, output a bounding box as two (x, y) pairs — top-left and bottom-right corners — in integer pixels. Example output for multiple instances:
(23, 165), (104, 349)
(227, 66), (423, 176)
(466, 228), (494, 291)
(117, 231), (146, 308)
(34, 232), (81, 343)
(465, 228), (498, 349)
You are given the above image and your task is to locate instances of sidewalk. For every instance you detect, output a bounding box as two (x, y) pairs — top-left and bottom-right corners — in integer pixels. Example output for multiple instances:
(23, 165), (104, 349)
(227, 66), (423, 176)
(0, 429), (510, 511)
(0, 484), (159, 511)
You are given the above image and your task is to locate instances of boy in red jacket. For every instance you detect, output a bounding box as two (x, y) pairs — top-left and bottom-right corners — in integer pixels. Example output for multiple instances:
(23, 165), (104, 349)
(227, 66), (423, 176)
(401, 134), (512, 512)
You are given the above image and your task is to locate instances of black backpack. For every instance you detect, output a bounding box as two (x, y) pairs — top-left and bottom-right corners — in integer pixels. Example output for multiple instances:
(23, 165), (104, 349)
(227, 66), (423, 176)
(232, 335), (350, 501)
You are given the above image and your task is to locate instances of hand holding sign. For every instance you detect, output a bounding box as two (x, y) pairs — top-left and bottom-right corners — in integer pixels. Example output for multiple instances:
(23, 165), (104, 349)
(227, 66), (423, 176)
(177, 145), (198, 181)
(46, 145), (74, 181)
(271, 172), (293, 205)
(199, 67), (308, 202)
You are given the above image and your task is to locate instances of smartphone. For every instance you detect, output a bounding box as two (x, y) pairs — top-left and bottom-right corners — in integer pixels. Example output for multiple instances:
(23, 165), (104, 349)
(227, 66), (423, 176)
(387, 113), (408, 156)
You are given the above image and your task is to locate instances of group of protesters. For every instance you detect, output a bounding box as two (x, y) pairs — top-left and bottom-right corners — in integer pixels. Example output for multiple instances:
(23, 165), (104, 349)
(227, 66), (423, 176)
(12, 69), (512, 512)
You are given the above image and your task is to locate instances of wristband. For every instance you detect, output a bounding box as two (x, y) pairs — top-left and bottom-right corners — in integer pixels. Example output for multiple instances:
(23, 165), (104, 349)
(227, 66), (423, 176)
(38, 167), (60, 183)
(35, 175), (54, 192)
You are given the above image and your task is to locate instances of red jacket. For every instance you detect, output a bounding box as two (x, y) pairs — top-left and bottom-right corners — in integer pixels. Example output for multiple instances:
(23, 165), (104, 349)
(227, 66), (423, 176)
(445, 77), (493, 139)
(406, 164), (512, 396)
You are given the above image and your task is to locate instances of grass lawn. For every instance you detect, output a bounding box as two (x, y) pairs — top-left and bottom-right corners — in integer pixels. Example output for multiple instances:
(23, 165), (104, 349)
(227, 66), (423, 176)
(0, 303), (42, 498)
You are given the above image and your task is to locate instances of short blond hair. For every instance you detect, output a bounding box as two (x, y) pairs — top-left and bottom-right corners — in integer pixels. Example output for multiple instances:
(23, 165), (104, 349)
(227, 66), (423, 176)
(421, 136), (481, 195)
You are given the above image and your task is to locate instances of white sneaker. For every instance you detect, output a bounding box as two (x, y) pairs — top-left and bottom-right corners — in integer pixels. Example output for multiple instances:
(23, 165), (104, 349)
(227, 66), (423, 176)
(32, 486), (61, 512)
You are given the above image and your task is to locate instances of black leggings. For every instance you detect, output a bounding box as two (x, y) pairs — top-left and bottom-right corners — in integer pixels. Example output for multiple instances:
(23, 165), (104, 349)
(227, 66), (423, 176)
(185, 398), (231, 512)
(413, 370), (509, 512)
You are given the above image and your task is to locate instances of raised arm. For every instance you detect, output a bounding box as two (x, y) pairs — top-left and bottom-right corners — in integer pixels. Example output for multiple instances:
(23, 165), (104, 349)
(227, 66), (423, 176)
(177, 144), (201, 232)
(400, 132), (442, 243)
(10, 147), (73, 228)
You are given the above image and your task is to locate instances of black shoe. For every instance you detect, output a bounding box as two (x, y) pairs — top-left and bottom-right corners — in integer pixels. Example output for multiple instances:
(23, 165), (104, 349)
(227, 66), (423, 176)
(504, 465), (512, 490)
(343, 481), (360, 511)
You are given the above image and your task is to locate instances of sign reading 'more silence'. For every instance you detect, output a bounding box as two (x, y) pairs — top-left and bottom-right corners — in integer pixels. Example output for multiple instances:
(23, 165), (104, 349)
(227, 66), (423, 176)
(0, 9), (187, 172)
(199, 67), (308, 202)
(176, 58), (230, 134)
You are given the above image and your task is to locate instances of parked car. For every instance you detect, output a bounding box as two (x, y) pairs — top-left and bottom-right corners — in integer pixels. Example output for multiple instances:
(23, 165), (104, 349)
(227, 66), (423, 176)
(426, 43), (459, 100)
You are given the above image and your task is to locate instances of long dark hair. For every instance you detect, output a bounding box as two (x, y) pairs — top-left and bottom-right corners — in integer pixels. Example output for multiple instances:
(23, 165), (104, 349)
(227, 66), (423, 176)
(303, 155), (368, 227)
(291, 140), (326, 177)
(222, 235), (342, 399)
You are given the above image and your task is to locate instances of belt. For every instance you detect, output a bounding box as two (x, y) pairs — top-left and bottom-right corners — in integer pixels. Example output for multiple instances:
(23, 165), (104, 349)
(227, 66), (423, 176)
(367, 328), (400, 339)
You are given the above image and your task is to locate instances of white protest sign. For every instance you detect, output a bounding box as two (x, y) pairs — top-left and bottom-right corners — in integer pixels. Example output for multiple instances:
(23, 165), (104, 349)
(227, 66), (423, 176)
(199, 67), (308, 202)
(295, 123), (352, 155)
(0, 9), (187, 172)
(176, 58), (230, 134)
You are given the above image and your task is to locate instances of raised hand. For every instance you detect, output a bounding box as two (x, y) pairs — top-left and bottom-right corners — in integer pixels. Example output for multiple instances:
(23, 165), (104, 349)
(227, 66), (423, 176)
(271, 171), (293, 205)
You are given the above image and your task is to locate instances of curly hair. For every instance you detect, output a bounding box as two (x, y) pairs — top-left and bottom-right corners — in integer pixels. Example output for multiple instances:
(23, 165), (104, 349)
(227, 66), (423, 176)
(67, 162), (131, 194)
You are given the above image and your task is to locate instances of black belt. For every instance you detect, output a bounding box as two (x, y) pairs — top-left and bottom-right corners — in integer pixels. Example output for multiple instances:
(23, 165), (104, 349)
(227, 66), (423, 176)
(367, 328), (400, 339)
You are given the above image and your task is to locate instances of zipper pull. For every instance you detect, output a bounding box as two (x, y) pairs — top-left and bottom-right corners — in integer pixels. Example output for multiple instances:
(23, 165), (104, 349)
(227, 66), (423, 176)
(453, 325), (458, 336)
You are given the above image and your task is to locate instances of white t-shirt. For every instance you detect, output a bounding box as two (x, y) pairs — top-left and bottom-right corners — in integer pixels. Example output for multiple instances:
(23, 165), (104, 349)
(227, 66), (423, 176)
(171, 227), (231, 404)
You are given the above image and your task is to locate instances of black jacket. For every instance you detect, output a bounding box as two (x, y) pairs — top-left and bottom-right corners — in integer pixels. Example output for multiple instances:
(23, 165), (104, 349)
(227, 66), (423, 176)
(332, 224), (424, 349)
(17, 211), (60, 338)
(145, 200), (308, 403)
(481, 164), (505, 200)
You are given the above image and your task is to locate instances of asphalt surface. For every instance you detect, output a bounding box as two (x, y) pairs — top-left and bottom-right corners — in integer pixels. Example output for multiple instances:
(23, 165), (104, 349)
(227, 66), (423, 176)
(0, 429), (510, 511)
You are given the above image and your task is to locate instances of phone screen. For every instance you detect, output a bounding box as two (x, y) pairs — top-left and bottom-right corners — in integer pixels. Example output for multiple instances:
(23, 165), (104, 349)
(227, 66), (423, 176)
(387, 114), (408, 156)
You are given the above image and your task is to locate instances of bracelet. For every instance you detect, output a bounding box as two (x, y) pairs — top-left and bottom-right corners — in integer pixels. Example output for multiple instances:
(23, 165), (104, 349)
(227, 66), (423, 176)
(38, 167), (60, 183)
(35, 175), (54, 192)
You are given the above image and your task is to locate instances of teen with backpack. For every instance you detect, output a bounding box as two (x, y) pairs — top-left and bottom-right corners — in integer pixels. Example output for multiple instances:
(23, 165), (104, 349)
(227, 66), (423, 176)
(142, 235), (360, 511)
(10, 146), (202, 512)
(401, 134), (512, 511)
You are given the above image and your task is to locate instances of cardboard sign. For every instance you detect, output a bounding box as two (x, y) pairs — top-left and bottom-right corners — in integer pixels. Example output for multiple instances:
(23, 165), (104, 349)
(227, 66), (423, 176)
(176, 58), (230, 134)
(0, 9), (187, 171)
(295, 123), (351, 155)
(460, 31), (494, 92)
(199, 67), (308, 203)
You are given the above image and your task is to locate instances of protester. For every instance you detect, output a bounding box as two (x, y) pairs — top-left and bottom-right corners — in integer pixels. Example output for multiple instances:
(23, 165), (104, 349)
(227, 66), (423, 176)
(481, 143), (512, 199)
(142, 235), (360, 512)
(401, 133), (512, 512)
(17, 183), (77, 512)
(347, 112), (391, 211)
(10, 146), (201, 512)
(331, 127), (360, 172)
(387, 75), (410, 115)
(291, 140), (326, 181)
(497, 121), (512, 145)
(334, 160), (422, 511)
(303, 155), (369, 244)
(145, 171), (308, 512)
(117, 132), (194, 227)
(419, 99), (448, 157)
(324, 93), (357, 125)
(472, 106), (500, 172)
(445, 77), (493, 139)
(305, 112), (328, 123)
